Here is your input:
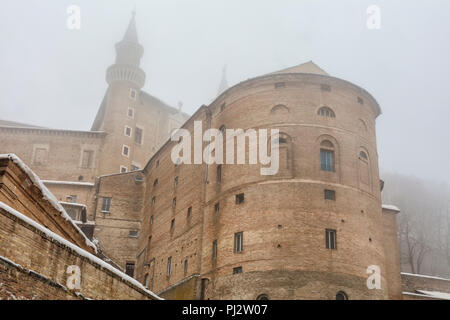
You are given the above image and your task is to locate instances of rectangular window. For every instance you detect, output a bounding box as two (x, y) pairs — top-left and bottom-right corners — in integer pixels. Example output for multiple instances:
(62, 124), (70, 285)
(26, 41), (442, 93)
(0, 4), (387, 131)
(34, 147), (48, 166)
(170, 219), (175, 231)
(184, 259), (188, 274)
(320, 149), (334, 172)
(326, 229), (337, 250)
(212, 240), (218, 260)
(167, 257), (172, 276)
(324, 189), (336, 201)
(233, 267), (243, 274)
(129, 230), (139, 238)
(152, 197), (156, 206)
(217, 165), (222, 184)
(234, 232), (243, 253)
(127, 108), (134, 118)
(144, 273), (149, 288)
(150, 215), (154, 225)
(135, 127), (143, 145)
(275, 82), (286, 89)
(214, 203), (220, 214)
(120, 165), (128, 173)
(187, 206), (192, 218)
(81, 150), (94, 168)
(125, 262), (135, 277)
(101, 197), (112, 213)
(130, 89), (137, 100)
(174, 176), (179, 188)
(124, 126), (132, 137)
(122, 145), (130, 157)
(173, 197), (177, 207)
(236, 193), (245, 205)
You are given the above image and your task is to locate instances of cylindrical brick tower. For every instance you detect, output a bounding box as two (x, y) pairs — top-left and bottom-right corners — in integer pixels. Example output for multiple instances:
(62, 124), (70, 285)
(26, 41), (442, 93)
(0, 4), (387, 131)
(200, 63), (387, 300)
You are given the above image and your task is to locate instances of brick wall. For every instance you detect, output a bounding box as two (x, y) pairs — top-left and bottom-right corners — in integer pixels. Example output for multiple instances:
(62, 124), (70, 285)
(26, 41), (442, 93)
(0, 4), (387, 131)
(0, 204), (157, 300)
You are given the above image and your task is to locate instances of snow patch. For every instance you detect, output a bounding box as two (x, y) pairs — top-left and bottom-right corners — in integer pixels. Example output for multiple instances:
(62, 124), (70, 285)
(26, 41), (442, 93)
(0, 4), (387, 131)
(401, 272), (450, 282)
(416, 290), (450, 300)
(42, 180), (95, 187)
(382, 204), (400, 212)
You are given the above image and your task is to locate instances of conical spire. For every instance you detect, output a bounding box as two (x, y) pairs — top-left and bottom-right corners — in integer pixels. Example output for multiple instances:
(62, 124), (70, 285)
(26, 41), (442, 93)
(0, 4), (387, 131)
(123, 10), (139, 43)
(217, 65), (229, 96)
(106, 10), (146, 88)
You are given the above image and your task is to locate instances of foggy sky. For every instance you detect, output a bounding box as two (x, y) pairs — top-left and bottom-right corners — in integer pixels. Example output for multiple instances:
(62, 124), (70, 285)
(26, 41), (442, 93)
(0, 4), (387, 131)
(1, 0), (449, 185)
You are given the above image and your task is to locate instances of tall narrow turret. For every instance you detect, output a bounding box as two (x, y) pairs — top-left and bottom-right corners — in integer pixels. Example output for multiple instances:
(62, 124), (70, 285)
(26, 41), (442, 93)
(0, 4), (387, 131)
(106, 11), (146, 89)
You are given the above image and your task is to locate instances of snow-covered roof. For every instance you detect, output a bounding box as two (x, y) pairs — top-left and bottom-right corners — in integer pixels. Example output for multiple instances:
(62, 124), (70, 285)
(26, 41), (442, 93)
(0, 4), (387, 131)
(401, 272), (450, 282)
(382, 204), (401, 212)
(0, 201), (162, 300)
(42, 180), (95, 187)
(0, 154), (97, 252)
(59, 202), (87, 209)
(416, 290), (450, 300)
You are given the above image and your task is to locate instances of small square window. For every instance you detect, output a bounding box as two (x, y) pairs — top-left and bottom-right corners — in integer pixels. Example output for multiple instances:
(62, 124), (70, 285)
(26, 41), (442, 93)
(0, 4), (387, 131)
(129, 230), (139, 238)
(120, 166), (128, 173)
(233, 267), (243, 274)
(236, 193), (245, 205)
(357, 97), (364, 105)
(324, 189), (336, 201)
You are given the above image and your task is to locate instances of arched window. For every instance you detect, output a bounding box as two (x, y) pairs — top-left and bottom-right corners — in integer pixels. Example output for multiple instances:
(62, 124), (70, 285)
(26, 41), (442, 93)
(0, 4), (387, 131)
(270, 104), (289, 115)
(358, 150), (370, 186)
(320, 140), (335, 172)
(359, 151), (368, 160)
(256, 294), (269, 300)
(359, 119), (368, 132)
(336, 291), (348, 300)
(317, 107), (336, 118)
